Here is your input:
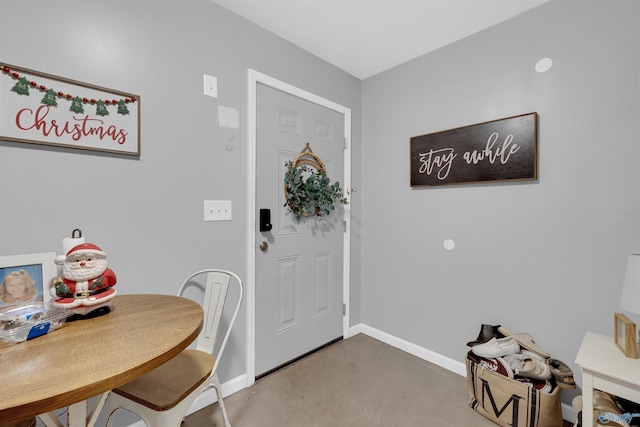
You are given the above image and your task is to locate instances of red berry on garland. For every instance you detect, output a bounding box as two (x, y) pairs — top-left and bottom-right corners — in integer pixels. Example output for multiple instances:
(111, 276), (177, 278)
(12, 72), (19, 78)
(30, 81), (37, 87)
(57, 91), (64, 97)
(39, 85), (46, 91)
(90, 99), (96, 104)
(105, 100), (111, 105)
(83, 97), (89, 103)
(66, 94), (72, 99)
(2, 66), (9, 73)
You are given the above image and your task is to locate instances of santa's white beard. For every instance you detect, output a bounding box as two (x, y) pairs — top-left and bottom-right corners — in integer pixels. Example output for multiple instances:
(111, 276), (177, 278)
(64, 259), (108, 282)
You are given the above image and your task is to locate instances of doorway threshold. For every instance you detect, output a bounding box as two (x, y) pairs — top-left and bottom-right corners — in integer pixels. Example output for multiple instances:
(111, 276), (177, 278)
(255, 336), (343, 381)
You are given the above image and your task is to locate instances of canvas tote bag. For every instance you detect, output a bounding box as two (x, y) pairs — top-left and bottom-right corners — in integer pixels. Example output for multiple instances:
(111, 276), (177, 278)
(466, 357), (563, 427)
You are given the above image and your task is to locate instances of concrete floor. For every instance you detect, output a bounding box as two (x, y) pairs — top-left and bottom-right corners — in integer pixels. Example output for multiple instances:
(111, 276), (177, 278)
(183, 333), (570, 427)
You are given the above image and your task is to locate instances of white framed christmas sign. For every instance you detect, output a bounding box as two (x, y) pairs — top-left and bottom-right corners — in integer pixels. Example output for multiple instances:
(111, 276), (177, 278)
(0, 63), (140, 156)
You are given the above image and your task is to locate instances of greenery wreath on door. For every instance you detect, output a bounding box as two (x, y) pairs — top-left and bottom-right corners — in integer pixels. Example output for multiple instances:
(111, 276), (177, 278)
(284, 143), (348, 222)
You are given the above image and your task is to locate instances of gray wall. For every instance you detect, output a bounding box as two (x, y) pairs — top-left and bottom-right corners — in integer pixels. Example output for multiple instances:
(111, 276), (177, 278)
(2, 0), (639, 415)
(361, 0), (639, 405)
(0, 0), (362, 387)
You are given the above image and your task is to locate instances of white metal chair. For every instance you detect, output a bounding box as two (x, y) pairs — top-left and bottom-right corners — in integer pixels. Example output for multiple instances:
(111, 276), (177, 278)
(105, 269), (244, 427)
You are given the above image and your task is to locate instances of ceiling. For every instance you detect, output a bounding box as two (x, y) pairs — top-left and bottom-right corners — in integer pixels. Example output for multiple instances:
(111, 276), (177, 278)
(212, 0), (550, 80)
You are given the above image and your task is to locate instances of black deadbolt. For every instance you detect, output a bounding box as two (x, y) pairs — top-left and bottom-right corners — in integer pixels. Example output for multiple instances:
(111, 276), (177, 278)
(260, 209), (273, 232)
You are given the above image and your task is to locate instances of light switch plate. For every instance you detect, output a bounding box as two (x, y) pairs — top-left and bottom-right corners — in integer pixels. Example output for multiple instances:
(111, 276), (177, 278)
(203, 74), (217, 98)
(204, 200), (231, 221)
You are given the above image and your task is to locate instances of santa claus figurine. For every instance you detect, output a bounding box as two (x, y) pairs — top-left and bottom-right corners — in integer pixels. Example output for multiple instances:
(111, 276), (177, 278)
(50, 242), (117, 316)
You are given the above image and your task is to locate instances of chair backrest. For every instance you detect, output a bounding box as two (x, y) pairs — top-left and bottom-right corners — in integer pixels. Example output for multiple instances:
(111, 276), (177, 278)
(176, 269), (243, 365)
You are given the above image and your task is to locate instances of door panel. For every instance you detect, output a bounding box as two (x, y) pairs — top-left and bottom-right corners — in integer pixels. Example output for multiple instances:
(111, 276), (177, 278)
(312, 251), (332, 318)
(256, 83), (344, 376)
(275, 256), (301, 332)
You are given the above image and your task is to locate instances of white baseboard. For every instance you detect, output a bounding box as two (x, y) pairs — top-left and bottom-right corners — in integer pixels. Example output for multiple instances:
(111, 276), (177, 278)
(353, 323), (467, 376)
(122, 324), (577, 426)
(562, 404), (578, 425)
(351, 323), (577, 424)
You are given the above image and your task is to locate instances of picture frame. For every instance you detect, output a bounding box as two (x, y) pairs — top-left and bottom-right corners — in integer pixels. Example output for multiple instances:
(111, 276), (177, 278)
(410, 112), (538, 187)
(614, 312), (637, 359)
(0, 253), (57, 306)
(0, 62), (140, 156)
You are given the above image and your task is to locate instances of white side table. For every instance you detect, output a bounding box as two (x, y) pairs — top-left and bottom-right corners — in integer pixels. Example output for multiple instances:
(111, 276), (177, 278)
(575, 331), (640, 427)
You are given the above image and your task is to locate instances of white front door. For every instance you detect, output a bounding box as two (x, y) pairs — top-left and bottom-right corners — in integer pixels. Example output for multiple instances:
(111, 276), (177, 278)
(255, 82), (346, 376)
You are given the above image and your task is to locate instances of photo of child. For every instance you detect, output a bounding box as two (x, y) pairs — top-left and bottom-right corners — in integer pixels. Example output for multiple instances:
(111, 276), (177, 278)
(0, 266), (43, 305)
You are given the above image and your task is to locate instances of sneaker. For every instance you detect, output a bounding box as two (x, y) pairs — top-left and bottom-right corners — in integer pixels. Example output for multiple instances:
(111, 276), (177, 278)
(498, 326), (550, 358)
(467, 350), (514, 378)
(521, 349), (546, 362)
(504, 351), (552, 379)
(471, 336), (520, 358)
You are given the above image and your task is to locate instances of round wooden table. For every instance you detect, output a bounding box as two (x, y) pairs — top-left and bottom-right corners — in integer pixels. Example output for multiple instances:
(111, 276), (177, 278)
(0, 294), (203, 426)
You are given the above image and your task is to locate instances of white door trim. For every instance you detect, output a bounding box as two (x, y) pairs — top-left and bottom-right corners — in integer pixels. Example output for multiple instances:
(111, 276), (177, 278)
(246, 69), (352, 386)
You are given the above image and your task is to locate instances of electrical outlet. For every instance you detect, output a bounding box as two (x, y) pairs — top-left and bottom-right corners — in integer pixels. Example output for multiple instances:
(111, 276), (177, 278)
(204, 200), (231, 221)
(203, 74), (217, 98)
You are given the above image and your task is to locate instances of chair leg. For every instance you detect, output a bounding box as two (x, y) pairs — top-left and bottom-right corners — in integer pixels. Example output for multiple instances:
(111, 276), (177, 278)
(211, 373), (231, 427)
(105, 407), (115, 427)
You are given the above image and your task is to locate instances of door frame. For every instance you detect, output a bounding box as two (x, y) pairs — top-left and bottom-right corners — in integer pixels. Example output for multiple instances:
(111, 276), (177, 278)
(246, 69), (352, 385)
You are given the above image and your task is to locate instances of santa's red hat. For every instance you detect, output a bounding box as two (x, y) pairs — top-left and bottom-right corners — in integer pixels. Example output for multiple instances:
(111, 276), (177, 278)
(55, 243), (107, 265)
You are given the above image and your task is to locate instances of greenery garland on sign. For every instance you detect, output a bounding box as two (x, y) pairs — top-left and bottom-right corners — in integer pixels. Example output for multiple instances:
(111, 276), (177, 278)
(1, 65), (136, 116)
(284, 143), (348, 222)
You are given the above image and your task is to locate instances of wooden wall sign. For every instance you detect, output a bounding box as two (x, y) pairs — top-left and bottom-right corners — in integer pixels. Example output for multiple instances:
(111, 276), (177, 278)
(0, 63), (140, 156)
(410, 113), (537, 187)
